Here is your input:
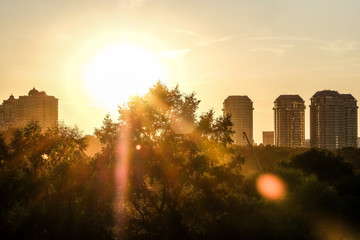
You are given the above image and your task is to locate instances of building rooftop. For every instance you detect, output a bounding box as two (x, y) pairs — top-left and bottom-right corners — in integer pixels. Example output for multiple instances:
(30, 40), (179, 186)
(28, 87), (40, 96)
(28, 87), (47, 97)
(311, 90), (357, 101)
(274, 95), (304, 103)
(340, 94), (356, 100)
(223, 95), (252, 103)
(312, 90), (340, 97)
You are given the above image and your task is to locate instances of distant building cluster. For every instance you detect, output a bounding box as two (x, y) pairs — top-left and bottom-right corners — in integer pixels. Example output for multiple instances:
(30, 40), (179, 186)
(0, 88), (58, 131)
(0, 87), (357, 150)
(224, 90), (358, 149)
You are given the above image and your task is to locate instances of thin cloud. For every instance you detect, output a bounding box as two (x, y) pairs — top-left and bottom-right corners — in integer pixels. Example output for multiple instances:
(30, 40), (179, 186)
(192, 74), (212, 86)
(172, 28), (232, 47)
(119, 0), (148, 9)
(251, 44), (294, 57)
(160, 49), (191, 59)
(336, 58), (360, 64)
(171, 29), (199, 37)
(197, 35), (232, 47)
(241, 36), (358, 55)
(320, 40), (358, 55)
(130, 0), (148, 8)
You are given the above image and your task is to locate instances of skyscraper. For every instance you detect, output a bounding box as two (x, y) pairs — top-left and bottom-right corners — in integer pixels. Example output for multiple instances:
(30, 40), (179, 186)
(274, 95), (305, 148)
(0, 88), (58, 131)
(310, 90), (358, 149)
(223, 96), (253, 145)
(262, 131), (274, 146)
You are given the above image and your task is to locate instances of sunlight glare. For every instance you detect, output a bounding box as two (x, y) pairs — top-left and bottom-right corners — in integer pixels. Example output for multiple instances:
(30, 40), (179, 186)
(82, 44), (165, 110)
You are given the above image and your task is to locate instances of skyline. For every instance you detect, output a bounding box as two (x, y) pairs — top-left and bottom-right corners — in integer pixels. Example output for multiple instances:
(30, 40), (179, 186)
(1, 87), (357, 146)
(1, 0), (360, 143)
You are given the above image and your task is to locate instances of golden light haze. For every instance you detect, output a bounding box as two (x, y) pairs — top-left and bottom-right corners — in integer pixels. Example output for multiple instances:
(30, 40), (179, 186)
(1, 0), (360, 143)
(82, 43), (166, 110)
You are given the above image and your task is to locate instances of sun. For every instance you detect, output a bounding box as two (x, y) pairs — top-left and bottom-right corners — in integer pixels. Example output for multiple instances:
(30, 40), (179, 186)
(82, 43), (166, 110)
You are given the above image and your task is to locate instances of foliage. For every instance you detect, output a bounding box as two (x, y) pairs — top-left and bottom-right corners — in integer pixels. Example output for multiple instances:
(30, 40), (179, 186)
(0, 122), (95, 240)
(237, 145), (306, 174)
(92, 82), (242, 239)
(337, 147), (360, 172)
(289, 148), (353, 183)
(0, 134), (8, 162)
(0, 83), (360, 239)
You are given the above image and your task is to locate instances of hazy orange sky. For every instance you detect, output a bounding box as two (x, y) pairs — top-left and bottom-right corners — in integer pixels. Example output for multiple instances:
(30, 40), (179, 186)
(1, 0), (360, 143)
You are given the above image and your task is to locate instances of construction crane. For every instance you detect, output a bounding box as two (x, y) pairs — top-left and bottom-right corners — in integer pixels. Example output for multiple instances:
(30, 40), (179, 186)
(242, 132), (263, 172)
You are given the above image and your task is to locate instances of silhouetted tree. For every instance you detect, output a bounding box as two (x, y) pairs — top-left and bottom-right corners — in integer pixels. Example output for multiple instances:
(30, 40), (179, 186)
(337, 147), (360, 172)
(92, 82), (242, 239)
(0, 122), (92, 240)
(289, 148), (353, 184)
(0, 133), (8, 162)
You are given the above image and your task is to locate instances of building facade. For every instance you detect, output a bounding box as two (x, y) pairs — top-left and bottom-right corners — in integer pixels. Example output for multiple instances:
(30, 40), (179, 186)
(310, 90), (358, 149)
(274, 95), (305, 148)
(223, 96), (253, 145)
(0, 88), (58, 131)
(262, 131), (274, 146)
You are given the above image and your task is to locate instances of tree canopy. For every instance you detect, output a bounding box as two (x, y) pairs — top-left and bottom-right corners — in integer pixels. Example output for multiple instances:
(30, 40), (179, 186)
(0, 82), (359, 240)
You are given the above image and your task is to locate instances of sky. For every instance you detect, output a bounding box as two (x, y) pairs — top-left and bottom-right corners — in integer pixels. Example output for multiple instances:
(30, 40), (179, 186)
(1, 0), (360, 143)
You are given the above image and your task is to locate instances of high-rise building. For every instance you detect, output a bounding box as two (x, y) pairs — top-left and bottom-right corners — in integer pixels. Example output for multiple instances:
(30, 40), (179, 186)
(274, 95), (305, 148)
(0, 88), (58, 131)
(223, 96), (253, 145)
(310, 90), (358, 149)
(262, 131), (274, 146)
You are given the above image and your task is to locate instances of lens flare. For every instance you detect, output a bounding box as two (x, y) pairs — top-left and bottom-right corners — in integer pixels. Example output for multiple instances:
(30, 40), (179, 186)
(136, 144), (141, 150)
(114, 126), (131, 227)
(256, 173), (287, 201)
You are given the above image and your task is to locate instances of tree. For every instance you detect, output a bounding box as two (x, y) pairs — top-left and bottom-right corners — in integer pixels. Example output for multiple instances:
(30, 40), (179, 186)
(337, 147), (360, 172)
(0, 133), (8, 162)
(289, 148), (353, 184)
(0, 122), (93, 240)
(3, 83), (359, 239)
(93, 82), (243, 239)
